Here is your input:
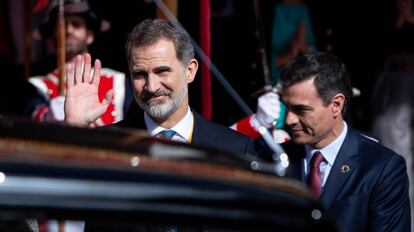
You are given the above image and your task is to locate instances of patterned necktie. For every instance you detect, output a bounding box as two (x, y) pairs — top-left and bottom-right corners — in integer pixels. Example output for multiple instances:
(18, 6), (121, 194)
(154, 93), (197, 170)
(157, 129), (176, 140)
(307, 151), (324, 197)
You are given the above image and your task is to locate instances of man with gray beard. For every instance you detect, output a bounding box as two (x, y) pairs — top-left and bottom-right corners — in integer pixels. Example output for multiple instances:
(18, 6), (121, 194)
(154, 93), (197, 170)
(64, 19), (256, 156)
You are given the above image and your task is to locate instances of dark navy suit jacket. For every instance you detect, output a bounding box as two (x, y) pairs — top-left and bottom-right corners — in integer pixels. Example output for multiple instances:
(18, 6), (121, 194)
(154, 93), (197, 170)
(282, 127), (411, 231)
(112, 102), (256, 157)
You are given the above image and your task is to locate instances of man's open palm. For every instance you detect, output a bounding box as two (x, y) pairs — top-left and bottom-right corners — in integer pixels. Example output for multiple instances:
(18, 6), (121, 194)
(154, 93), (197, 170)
(64, 53), (113, 126)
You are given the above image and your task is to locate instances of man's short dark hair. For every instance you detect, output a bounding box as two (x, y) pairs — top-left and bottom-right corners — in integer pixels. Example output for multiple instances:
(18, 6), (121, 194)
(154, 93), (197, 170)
(279, 52), (352, 112)
(125, 19), (195, 68)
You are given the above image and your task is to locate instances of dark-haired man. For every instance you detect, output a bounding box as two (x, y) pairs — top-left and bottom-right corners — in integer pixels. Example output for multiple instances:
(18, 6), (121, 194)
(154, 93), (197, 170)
(279, 52), (410, 231)
(64, 18), (256, 157)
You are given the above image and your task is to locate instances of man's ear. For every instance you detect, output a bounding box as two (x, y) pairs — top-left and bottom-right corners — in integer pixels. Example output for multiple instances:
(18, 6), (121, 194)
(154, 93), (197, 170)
(186, 59), (198, 84)
(331, 93), (345, 117)
(86, 30), (95, 46)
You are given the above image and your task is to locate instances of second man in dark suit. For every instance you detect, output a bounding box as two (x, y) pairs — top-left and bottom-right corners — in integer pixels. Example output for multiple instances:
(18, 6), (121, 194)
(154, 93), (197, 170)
(278, 52), (410, 231)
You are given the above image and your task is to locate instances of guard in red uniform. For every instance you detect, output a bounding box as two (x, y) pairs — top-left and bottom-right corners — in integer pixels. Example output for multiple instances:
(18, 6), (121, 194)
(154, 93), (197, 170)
(28, 0), (131, 127)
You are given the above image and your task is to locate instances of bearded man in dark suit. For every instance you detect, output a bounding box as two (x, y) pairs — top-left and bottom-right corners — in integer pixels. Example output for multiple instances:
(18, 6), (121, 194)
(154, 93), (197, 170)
(63, 18), (255, 156)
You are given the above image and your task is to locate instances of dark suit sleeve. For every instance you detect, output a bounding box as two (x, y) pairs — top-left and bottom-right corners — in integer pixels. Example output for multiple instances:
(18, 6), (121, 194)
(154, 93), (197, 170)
(219, 129), (257, 157)
(244, 136), (257, 157)
(369, 154), (410, 231)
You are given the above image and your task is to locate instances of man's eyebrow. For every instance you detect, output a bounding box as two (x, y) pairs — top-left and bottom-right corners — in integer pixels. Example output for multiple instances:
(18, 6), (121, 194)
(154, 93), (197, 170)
(154, 66), (172, 72)
(131, 69), (147, 76)
(290, 104), (313, 111)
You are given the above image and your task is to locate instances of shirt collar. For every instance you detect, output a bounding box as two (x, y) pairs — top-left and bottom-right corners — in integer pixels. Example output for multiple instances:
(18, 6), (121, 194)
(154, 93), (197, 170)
(305, 121), (348, 166)
(144, 106), (194, 142)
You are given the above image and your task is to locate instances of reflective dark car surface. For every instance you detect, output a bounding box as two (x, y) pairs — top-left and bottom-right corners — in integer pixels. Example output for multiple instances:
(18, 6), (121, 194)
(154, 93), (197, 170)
(0, 116), (337, 231)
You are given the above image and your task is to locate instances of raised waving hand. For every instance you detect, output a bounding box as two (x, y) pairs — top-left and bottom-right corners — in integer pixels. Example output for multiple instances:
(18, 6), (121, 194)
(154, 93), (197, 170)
(64, 53), (113, 126)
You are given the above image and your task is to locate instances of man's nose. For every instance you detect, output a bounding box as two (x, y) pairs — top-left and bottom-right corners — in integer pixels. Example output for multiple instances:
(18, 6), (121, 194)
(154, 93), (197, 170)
(285, 110), (299, 126)
(65, 23), (74, 34)
(145, 74), (161, 93)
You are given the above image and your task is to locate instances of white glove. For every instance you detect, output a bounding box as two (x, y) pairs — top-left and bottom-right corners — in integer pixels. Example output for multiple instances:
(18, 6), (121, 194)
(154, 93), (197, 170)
(46, 96), (65, 122)
(272, 129), (291, 143)
(253, 91), (281, 129)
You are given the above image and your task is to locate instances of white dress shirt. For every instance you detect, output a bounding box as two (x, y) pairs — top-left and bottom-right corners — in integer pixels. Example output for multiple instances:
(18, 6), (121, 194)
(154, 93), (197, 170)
(144, 106), (194, 143)
(304, 122), (348, 189)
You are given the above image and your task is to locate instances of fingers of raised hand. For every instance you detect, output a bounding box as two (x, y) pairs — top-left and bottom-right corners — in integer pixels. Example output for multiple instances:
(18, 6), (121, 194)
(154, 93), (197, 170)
(92, 59), (101, 87)
(66, 62), (74, 88)
(67, 53), (100, 86)
(74, 54), (83, 84)
(83, 53), (92, 83)
(102, 89), (114, 105)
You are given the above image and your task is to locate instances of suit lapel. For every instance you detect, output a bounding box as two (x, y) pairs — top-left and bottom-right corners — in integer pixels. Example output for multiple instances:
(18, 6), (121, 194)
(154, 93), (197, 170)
(287, 158), (306, 183)
(191, 111), (216, 145)
(320, 129), (360, 209)
(120, 102), (147, 129)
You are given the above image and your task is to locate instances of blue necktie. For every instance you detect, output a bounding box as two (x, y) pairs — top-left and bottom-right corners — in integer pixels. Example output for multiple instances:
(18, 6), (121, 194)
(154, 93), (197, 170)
(157, 129), (176, 140)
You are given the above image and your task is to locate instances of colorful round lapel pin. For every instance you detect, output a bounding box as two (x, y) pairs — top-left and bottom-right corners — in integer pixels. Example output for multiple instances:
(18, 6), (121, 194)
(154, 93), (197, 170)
(340, 164), (350, 173)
